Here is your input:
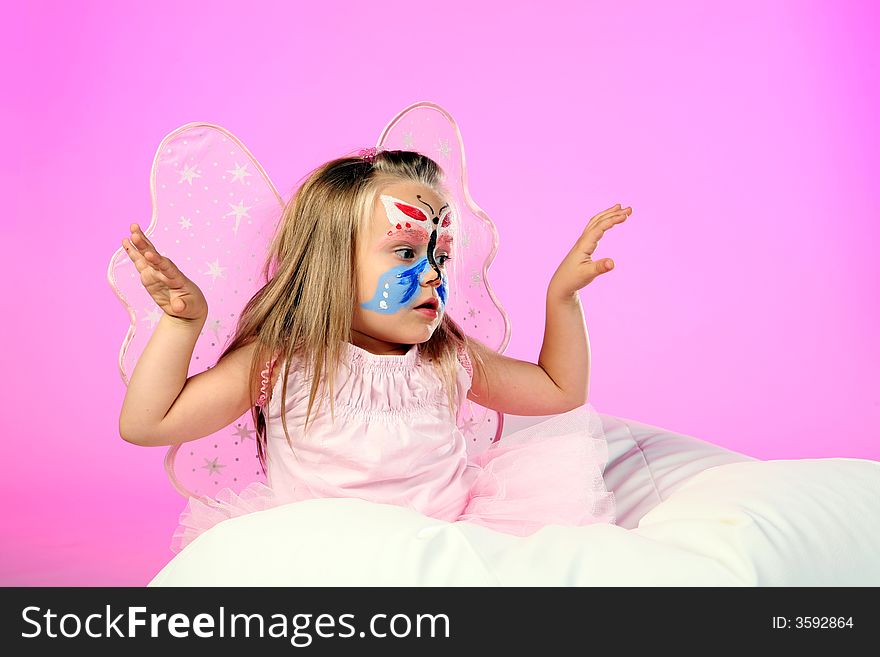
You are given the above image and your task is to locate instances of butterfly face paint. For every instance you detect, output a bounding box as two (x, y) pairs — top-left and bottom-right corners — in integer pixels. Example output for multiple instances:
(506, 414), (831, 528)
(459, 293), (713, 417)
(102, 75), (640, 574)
(359, 193), (454, 315)
(360, 257), (445, 313)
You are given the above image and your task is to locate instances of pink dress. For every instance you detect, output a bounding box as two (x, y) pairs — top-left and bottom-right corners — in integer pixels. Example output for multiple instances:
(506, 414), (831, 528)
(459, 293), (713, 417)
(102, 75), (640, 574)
(171, 341), (616, 553)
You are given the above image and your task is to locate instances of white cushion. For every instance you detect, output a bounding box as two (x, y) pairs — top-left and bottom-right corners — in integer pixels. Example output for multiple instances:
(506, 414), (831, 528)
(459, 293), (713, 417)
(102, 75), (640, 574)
(633, 458), (880, 585)
(148, 498), (500, 586)
(149, 457), (880, 586)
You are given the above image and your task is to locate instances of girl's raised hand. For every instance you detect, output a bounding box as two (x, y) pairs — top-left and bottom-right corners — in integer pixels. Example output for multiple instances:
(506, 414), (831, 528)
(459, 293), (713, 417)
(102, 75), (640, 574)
(548, 203), (633, 300)
(121, 223), (209, 322)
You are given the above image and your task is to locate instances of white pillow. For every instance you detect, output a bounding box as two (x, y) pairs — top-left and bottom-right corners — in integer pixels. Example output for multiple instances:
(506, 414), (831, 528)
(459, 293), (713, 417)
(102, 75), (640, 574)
(634, 458), (880, 585)
(150, 496), (738, 587)
(148, 497), (501, 586)
(149, 458), (880, 587)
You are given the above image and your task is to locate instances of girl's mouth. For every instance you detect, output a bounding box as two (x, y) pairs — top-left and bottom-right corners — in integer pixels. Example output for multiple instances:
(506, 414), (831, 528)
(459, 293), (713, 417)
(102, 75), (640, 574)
(414, 306), (439, 319)
(413, 296), (439, 311)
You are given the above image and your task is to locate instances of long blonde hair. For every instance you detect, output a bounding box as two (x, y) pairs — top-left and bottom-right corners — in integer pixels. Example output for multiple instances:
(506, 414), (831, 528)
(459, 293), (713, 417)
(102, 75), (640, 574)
(216, 149), (487, 472)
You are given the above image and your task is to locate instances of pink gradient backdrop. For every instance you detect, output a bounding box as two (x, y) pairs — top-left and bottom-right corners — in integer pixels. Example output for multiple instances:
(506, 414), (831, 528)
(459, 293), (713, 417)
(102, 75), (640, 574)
(2, 0), (877, 585)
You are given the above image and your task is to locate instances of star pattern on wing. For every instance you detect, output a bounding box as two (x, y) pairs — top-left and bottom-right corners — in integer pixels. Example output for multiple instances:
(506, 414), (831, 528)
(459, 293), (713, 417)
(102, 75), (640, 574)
(178, 216), (193, 229)
(233, 423), (256, 442)
(143, 306), (162, 329)
(177, 164), (202, 186)
(437, 138), (451, 159)
(458, 415), (480, 436)
(226, 162), (253, 184)
(201, 457), (226, 476)
(203, 258), (227, 283)
(224, 200), (253, 234)
(207, 317), (226, 344)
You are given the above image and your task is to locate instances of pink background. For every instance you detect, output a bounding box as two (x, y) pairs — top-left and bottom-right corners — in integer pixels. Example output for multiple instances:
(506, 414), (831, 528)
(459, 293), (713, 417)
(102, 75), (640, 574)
(2, 0), (877, 585)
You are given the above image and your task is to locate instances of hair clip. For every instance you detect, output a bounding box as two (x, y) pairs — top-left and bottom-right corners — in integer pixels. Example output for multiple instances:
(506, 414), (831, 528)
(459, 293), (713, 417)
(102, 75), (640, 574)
(358, 146), (379, 163)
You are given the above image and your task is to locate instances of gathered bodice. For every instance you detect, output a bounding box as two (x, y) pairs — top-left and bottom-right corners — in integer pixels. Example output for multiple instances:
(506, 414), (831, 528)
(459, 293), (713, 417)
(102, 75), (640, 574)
(260, 341), (480, 520)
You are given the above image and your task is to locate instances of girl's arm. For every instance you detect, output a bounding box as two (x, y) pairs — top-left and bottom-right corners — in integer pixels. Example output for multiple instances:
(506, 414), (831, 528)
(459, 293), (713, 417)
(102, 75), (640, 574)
(118, 317), (263, 447)
(466, 292), (590, 416)
(118, 224), (265, 447)
(119, 314), (204, 443)
(466, 204), (632, 416)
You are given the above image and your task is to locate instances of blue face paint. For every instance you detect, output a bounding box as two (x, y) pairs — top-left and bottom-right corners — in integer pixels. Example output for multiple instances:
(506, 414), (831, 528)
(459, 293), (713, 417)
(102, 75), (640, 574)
(360, 256), (448, 314)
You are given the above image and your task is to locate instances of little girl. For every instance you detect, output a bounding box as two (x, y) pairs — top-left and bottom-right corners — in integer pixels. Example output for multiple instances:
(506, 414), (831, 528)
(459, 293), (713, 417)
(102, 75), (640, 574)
(119, 148), (630, 553)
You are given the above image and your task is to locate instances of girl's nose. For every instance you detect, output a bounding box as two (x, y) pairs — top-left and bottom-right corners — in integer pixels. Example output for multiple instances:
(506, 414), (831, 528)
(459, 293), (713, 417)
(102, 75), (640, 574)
(421, 265), (442, 287)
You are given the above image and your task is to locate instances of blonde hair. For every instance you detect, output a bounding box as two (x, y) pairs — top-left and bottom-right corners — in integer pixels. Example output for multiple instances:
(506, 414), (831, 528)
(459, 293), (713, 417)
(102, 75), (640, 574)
(216, 149), (487, 472)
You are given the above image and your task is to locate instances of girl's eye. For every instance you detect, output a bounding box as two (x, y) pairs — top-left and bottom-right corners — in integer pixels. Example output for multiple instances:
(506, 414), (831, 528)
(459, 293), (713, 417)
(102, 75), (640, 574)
(394, 248), (453, 267)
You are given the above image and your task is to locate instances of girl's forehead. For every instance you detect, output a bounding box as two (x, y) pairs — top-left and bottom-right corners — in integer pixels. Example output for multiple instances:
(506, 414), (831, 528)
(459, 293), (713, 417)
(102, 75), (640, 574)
(377, 226), (429, 245)
(373, 227), (453, 251)
(368, 185), (447, 239)
(382, 181), (441, 205)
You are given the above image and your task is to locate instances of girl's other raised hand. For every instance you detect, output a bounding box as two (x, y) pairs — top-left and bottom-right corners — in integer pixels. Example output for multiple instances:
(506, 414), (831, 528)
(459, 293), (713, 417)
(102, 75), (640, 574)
(548, 203), (633, 300)
(121, 223), (209, 323)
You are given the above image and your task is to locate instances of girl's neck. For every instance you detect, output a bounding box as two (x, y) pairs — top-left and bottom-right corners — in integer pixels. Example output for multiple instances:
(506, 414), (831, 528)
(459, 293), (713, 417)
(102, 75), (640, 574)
(349, 330), (413, 356)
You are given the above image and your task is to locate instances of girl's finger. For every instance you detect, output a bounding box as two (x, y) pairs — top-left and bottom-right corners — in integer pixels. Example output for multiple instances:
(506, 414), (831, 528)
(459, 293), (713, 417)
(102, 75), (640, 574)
(147, 251), (181, 279)
(131, 226), (159, 254)
(131, 232), (152, 253)
(122, 238), (136, 262)
(144, 250), (168, 270)
(596, 211), (629, 232)
(147, 249), (173, 274)
(122, 238), (150, 271)
(603, 212), (629, 228)
(127, 238), (168, 275)
(586, 207), (627, 233)
(582, 211), (627, 240)
(599, 204), (626, 219)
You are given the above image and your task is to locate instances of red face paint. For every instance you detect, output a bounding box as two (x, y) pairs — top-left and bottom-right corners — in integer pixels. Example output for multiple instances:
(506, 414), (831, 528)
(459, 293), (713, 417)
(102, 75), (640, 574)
(378, 194), (455, 263)
(378, 227), (430, 248)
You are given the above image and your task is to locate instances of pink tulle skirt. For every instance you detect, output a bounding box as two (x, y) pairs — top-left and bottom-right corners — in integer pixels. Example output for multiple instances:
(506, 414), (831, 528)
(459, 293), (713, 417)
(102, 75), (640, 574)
(171, 405), (616, 554)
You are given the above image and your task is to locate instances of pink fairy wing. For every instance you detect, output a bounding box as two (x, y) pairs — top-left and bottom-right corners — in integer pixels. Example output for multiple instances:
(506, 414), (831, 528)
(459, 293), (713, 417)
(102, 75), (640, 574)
(108, 122), (283, 499)
(375, 101), (512, 456)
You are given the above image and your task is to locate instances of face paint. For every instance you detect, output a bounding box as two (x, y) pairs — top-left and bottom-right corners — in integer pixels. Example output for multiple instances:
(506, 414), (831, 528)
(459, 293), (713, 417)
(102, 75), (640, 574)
(378, 194), (454, 286)
(360, 256), (449, 314)
(359, 193), (454, 316)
